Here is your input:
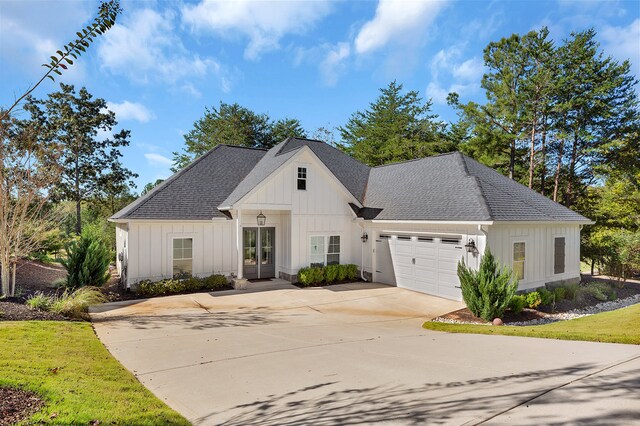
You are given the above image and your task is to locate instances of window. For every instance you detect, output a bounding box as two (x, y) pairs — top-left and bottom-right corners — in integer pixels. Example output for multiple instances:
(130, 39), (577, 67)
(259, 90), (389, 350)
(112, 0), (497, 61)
(310, 235), (340, 267)
(297, 167), (307, 190)
(554, 237), (565, 274)
(173, 238), (193, 277)
(513, 242), (526, 280)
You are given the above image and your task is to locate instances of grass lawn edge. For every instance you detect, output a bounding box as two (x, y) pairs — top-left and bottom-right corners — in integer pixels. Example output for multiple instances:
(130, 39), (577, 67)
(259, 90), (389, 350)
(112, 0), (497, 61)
(423, 303), (640, 345)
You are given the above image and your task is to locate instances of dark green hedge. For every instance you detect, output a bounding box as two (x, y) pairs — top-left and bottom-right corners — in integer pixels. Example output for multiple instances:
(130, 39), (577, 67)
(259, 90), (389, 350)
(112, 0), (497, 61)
(136, 274), (229, 296)
(297, 264), (359, 286)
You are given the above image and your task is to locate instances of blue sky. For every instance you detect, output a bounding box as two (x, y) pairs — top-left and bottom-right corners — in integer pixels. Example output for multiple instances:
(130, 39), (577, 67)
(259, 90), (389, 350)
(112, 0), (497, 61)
(1, 0), (638, 191)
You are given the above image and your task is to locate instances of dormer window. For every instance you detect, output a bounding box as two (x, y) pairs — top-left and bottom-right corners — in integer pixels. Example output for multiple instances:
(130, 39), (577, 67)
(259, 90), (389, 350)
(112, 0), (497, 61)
(297, 167), (307, 190)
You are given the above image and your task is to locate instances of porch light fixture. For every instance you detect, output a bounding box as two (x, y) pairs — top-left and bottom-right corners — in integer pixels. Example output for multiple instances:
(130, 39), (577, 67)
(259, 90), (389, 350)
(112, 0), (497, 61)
(256, 211), (266, 226)
(465, 239), (477, 255)
(361, 232), (368, 243)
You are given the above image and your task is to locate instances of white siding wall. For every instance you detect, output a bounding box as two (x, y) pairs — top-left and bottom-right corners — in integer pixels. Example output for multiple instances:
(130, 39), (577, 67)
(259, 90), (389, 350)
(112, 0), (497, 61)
(486, 223), (581, 290)
(240, 150), (357, 274)
(115, 223), (128, 276)
(125, 220), (238, 286)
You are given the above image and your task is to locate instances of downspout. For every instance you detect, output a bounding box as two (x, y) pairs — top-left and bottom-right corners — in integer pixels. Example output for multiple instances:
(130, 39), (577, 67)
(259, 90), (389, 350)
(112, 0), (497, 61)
(478, 224), (488, 257)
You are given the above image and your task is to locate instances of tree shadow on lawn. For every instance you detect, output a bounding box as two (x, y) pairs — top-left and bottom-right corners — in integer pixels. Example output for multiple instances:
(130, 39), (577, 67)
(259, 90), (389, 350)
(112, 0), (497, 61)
(196, 364), (640, 425)
(91, 306), (297, 330)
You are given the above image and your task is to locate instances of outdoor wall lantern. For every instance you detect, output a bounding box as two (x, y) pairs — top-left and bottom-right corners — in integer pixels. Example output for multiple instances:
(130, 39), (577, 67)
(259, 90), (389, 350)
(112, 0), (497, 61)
(465, 239), (478, 255)
(361, 232), (369, 243)
(256, 211), (266, 226)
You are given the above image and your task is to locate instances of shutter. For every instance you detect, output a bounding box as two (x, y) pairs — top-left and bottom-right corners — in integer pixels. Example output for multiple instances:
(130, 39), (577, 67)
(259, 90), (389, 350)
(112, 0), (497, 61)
(554, 237), (565, 274)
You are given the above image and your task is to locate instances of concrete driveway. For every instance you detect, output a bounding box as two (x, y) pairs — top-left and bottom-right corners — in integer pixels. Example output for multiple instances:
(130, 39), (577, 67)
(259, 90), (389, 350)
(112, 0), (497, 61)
(91, 282), (640, 425)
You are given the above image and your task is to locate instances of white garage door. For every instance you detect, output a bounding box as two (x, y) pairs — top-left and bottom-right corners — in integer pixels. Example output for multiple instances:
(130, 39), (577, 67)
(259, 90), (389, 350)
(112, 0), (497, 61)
(380, 234), (465, 300)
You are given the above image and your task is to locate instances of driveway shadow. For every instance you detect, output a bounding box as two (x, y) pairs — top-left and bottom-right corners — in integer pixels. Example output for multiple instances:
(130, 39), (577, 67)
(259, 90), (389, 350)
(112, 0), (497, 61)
(194, 363), (640, 425)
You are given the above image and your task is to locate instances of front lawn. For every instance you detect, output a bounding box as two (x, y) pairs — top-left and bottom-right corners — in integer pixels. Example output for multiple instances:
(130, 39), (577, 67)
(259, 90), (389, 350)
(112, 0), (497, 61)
(0, 321), (189, 425)
(423, 303), (640, 345)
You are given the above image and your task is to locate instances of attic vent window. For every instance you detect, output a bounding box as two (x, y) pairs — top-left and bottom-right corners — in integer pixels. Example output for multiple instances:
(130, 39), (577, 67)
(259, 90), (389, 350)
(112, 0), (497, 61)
(297, 167), (307, 190)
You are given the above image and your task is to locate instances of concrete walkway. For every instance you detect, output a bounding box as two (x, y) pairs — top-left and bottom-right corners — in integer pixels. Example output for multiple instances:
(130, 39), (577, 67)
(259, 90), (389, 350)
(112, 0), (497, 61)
(91, 282), (640, 425)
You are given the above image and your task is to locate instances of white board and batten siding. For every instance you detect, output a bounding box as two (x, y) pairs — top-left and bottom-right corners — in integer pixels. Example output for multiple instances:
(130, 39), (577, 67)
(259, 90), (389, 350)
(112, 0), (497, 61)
(124, 221), (238, 286)
(240, 149), (358, 274)
(486, 223), (581, 291)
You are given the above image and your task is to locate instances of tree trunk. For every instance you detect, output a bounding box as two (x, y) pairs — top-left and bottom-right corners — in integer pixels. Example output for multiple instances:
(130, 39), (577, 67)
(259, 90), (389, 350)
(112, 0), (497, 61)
(11, 261), (16, 297)
(540, 124), (547, 196)
(75, 153), (81, 235)
(75, 199), (82, 235)
(553, 140), (564, 202)
(509, 138), (516, 180)
(591, 258), (595, 276)
(0, 260), (9, 297)
(528, 123), (536, 188)
(565, 133), (578, 208)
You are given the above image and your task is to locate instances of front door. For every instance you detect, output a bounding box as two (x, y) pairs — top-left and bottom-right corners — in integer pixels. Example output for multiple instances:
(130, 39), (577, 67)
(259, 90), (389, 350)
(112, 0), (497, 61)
(243, 227), (275, 280)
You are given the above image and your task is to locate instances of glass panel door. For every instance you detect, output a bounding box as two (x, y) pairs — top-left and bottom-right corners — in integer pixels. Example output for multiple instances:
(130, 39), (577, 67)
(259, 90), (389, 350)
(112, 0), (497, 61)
(243, 228), (258, 279)
(259, 227), (275, 279)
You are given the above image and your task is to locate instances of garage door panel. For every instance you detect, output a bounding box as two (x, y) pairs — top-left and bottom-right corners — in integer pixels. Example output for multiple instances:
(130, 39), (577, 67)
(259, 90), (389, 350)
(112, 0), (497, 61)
(414, 245), (437, 257)
(395, 264), (414, 277)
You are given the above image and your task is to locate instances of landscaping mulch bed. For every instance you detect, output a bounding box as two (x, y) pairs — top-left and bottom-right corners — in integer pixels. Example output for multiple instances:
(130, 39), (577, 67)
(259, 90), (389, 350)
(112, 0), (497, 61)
(437, 276), (640, 325)
(293, 278), (364, 289)
(0, 387), (44, 426)
(11, 259), (67, 297)
(0, 300), (68, 322)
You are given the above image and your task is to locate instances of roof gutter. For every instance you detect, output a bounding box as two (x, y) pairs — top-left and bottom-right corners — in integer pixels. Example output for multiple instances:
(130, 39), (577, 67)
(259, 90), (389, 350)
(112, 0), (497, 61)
(370, 220), (495, 225)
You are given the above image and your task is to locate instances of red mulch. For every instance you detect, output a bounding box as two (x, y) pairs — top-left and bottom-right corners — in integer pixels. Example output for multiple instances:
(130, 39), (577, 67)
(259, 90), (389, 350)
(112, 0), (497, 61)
(442, 307), (547, 324)
(0, 387), (44, 426)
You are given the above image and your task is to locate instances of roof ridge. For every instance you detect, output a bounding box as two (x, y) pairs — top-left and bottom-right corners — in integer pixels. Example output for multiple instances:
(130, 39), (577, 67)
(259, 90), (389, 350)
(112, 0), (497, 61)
(463, 156), (559, 221)
(218, 144), (268, 151)
(371, 151), (459, 169)
(458, 155), (494, 221)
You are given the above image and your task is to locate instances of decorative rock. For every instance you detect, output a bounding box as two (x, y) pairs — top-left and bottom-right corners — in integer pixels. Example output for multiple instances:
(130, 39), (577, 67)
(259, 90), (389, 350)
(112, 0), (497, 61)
(492, 318), (504, 326)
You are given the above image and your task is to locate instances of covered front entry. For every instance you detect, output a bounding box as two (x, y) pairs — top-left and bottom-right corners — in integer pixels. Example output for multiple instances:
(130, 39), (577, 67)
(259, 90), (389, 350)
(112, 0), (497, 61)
(377, 234), (465, 301)
(243, 227), (275, 280)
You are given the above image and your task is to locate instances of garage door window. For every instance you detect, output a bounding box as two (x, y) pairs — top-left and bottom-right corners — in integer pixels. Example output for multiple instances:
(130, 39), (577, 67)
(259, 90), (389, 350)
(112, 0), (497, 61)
(173, 238), (193, 277)
(310, 235), (340, 267)
(513, 242), (526, 280)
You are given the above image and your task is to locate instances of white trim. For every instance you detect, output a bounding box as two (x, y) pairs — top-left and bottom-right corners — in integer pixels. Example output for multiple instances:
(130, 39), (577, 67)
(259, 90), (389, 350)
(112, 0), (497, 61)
(493, 220), (593, 225)
(371, 220), (494, 225)
(232, 146), (363, 209)
(109, 218), (228, 224)
(169, 234), (195, 278)
(512, 240), (528, 282)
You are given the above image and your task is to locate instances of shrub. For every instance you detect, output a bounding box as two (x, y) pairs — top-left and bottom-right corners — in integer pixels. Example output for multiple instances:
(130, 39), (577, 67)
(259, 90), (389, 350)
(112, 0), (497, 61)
(524, 291), (542, 309)
(52, 287), (107, 319)
(564, 283), (580, 300)
(585, 282), (616, 302)
(538, 288), (554, 306)
(62, 231), (111, 289)
(344, 264), (359, 281)
(553, 286), (566, 301)
(508, 295), (526, 314)
(135, 274), (229, 296)
(324, 265), (339, 283)
(26, 292), (55, 311)
(336, 265), (349, 281)
(457, 248), (518, 321)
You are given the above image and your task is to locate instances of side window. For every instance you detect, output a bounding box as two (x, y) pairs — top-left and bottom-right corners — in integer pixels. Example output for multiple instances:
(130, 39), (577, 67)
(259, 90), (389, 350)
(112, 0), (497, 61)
(173, 238), (193, 278)
(327, 236), (340, 265)
(310, 235), (341, 267)
(513, 242), (526, 280)
(297, 167), (307, 190)
(554, 237), (565, 274)
(310, 236), (325, 267)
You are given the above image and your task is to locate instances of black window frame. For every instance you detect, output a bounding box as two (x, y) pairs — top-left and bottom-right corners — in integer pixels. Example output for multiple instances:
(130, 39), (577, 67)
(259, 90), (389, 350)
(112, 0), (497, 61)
(297, 167), (307, 190)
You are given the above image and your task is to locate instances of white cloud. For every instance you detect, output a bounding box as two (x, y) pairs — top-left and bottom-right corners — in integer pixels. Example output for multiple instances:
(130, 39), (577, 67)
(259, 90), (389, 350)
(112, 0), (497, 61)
(426, 45), (484, 104)
(354, 0), (448, 55)
(600, 19), (640, 75)
(144, 153), (174, 167)
(319, 43), (351, 86)
(107, 101), (155, 123)
(98, 8), (229, 90)
(182, 0), (333, 60)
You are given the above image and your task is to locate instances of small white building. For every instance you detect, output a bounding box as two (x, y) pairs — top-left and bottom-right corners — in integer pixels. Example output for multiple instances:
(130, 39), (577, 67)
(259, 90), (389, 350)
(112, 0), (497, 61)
(111, 138), (591, 300)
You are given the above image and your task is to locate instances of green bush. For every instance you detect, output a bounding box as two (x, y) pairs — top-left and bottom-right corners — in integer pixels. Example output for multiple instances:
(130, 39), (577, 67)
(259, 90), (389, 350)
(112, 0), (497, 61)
(564, 283), (580, 300)
(344, 264), (359, 281)
(336, 264), (349, 281)
(26, 287), (106, 320)
(324, 265), (339, 283)
(508, 295), (526, 314)
(538, 288), (554, 306)
(524, 291), (542, 309)
(585, 282), (617, 302)
(26, 292), (55, 311)
(457, 248), (518, 321)
(135, 274), (229, 297)
(62, 230), (111, 289)
(553, 286), (566, 301)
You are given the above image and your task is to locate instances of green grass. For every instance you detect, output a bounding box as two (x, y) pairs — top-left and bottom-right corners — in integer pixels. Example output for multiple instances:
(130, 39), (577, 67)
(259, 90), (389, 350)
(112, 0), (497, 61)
(0, 321), (190, 425)
(423, 303), (640, 345)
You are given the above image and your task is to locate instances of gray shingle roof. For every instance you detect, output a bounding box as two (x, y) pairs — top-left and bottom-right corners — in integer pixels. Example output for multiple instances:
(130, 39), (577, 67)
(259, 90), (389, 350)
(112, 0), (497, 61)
(111, 145), (266, 220)
(113, 138), (589, 223)
(361, 152), (589, 222)
(219, 137), (370, 208)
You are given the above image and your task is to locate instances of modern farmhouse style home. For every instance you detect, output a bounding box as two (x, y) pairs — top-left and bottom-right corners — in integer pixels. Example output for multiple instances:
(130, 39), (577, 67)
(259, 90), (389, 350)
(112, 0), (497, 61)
(111, 137), (591, 300)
